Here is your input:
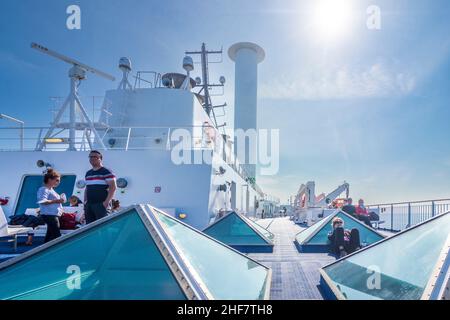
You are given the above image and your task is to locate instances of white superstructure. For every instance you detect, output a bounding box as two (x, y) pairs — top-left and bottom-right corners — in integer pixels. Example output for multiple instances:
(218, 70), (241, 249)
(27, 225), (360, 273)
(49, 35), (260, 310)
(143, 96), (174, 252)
(0, 42), (279, 231)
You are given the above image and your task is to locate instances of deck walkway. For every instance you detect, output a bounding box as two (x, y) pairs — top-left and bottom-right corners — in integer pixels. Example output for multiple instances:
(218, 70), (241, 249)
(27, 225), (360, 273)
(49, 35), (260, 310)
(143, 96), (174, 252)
(250, 217), (336, 300)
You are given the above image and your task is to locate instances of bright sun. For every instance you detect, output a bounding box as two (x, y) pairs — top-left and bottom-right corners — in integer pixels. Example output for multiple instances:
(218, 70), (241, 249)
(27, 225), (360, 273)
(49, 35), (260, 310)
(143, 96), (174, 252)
(311, 0), (354, 41)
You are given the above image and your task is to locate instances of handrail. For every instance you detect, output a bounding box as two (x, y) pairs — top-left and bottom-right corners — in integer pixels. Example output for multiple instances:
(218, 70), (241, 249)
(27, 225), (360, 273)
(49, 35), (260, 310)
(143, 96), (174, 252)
(0, 125), (215, 130)
(368, 198), (450, 207)
(367, 198), (450, 232)
(0, 125), (267, 198)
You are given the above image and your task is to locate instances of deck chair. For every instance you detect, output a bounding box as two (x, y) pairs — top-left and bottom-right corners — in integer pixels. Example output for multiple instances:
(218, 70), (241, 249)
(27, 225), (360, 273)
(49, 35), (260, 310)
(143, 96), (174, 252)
(371, 220), (385, 229)
(0, 206), (33, 252)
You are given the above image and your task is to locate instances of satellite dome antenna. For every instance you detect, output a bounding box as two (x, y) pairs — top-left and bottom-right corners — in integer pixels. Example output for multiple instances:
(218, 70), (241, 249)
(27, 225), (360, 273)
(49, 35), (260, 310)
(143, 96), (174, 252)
(31, 43), (115, 151)
(118, 57), (132, 90)
(181, 56), (194, 90)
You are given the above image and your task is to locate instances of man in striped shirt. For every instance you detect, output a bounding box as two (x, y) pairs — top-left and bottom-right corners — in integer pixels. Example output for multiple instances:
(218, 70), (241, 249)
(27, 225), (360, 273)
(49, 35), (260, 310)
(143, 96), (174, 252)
(84, 150), (117, 224)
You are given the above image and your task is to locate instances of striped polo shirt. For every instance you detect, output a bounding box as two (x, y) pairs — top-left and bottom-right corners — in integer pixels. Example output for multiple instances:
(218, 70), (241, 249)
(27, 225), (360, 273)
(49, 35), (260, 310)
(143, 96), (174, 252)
(85, 167), (116, 203)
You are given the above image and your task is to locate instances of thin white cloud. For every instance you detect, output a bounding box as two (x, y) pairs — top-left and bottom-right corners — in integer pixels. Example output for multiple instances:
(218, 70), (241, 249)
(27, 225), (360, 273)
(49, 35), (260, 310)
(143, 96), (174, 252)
(0, 51), (40, 71)
(260, 62), (416, 100)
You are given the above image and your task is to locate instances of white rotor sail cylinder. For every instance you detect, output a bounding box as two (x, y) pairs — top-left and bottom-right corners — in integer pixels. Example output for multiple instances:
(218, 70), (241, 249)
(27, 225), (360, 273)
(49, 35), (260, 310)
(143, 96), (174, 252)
(228, 42), (265, 180)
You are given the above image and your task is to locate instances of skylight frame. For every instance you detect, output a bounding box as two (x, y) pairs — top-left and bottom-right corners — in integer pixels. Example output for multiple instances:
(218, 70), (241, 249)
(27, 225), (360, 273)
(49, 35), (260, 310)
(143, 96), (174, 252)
(148, 205), (273, 300)
(320, 211), (450, 300)
(0, 204), (274, 301)
(202, 211), (274, 246)
(0, 206), (196, 300)
(295, 210), (385, 245)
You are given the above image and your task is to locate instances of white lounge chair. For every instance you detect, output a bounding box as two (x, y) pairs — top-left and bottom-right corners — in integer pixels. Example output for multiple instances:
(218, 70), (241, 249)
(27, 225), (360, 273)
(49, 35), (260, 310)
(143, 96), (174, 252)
(0, 206), (33, 251)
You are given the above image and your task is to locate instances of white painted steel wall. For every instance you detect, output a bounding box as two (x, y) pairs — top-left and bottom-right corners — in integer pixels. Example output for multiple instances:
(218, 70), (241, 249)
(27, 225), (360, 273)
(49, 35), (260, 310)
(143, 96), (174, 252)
(100, 88), (212, 149)
(0, 150), (257, 230)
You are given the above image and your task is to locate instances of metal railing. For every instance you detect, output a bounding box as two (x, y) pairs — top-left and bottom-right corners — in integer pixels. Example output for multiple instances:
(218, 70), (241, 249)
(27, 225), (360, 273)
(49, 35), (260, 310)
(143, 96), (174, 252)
(133, 71), (162, 89)
(367, 198), (450, 232)
(0, 125), (264, 196)
(0, 125), (208, 150)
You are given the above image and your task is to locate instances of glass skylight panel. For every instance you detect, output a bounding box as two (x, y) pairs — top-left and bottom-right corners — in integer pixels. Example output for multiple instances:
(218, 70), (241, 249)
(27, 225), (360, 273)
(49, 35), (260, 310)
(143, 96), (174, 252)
(295, 213), (335, 244)
(0, 210), (186, 300)
(307, 212), (384, 246)
(204, 212), (272, 245)
(241, 214), (275, 241)
(321, 212), (450, 300)
(154, 209), (271, 300)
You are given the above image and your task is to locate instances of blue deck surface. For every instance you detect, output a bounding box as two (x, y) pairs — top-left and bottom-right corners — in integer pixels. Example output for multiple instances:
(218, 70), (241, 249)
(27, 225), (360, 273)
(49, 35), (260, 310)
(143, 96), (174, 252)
(249, 217), (336, 300)
(0, 236), (45, 263)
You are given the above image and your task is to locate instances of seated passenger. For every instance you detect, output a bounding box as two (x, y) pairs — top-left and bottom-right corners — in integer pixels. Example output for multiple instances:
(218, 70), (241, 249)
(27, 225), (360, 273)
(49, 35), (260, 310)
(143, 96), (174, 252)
(8, 208), (45, 246)
(355, 199), (372, 227)
(69, 195), (82, 207)
(110, 199), (121, 213)
(68, 195), (85, 225)
(341, 198), (357, 217)
(328, 217), (361, 257)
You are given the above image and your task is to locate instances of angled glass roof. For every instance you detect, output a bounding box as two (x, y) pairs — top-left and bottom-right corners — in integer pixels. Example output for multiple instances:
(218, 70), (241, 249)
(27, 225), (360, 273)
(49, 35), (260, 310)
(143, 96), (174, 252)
(202, 211), (274, 246)
(321, 211), (450, 300)
(0, 205), (271, 300)
(241, 215), (275, 241)
(0, 209), (185, 300)
(295, 212), (336, 245)
(153, 208), (271, 299)
(296, 210), (384, 247)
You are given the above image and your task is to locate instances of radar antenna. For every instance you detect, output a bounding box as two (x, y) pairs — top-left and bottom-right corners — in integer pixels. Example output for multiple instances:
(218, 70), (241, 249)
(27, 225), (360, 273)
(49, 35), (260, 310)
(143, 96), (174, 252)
(31, 43), (115, 151)
(185, 43), (226, 129)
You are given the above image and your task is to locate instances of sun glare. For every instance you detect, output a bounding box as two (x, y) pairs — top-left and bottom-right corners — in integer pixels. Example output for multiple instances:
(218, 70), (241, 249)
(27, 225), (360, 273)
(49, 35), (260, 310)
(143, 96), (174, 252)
(311, 0), (354, 41)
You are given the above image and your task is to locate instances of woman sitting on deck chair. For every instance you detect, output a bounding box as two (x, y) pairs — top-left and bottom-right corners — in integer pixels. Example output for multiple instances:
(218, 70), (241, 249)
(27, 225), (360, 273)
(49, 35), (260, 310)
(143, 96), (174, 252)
(327, 217), (361, 258)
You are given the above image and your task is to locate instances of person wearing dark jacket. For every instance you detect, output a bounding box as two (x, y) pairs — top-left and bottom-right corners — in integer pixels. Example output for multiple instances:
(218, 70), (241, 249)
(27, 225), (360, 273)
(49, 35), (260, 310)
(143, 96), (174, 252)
(328, 217), (361, 257)
(341, 198), (357, 217)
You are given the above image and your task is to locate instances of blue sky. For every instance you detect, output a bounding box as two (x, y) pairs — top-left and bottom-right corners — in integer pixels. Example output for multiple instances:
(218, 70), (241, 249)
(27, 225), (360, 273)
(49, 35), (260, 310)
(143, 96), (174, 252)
(0, 0), (449, 204)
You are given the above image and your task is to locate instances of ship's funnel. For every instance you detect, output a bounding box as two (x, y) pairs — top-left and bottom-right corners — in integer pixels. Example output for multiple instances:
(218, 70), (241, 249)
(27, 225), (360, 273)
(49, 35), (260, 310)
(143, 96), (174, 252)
(228, 42), (265, 180)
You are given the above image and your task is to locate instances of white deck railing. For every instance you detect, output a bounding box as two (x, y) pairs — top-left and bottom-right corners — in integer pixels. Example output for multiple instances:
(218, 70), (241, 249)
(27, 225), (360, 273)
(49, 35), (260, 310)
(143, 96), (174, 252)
(0, 125), (265, 197)
(0, 125), (215, 150)
(367, 198), (450, 232)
